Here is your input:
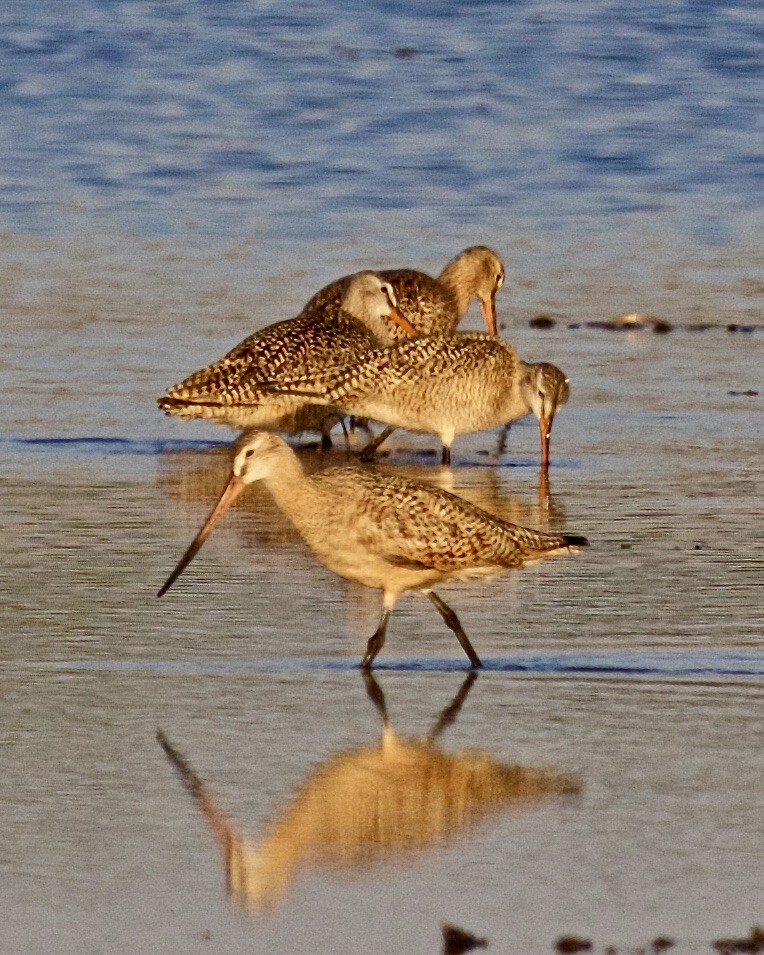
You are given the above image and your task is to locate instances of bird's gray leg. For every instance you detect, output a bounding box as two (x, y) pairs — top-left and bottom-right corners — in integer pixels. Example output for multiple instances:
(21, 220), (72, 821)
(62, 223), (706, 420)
(337, 416), (350, 451)
(361, 607), (391, 669)
(496, 423), (511, 456)
(319, 412), (349, 451)
(349, 416), (373, 435)
(359, 425), (396, 463)
(427, 671), (478, 742)
(427, 591), (483, 668)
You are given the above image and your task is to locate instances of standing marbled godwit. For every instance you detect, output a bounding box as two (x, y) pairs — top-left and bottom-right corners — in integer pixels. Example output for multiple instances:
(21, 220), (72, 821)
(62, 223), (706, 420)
(302, 245), (506, 338)
(157, 272), (416, 440)
(158, 431), (587, 668)
(255, 333), (570, 467)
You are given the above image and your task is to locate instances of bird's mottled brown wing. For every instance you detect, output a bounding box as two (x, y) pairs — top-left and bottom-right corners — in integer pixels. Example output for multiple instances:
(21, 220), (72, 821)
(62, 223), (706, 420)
(300, 276), (349, 318)
(261, 333), (518, 405)
(316, 468), (576, 573)
(160, 312), (380, 406)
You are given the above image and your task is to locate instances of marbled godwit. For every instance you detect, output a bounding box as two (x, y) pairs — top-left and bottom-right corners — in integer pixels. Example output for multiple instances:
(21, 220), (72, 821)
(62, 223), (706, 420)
(158, 431), (587, 668)
(302, 245), (506, 338)
(157, 673), (578, 913)
(257, 333), (570, 467)
(157, 271), (416, 440)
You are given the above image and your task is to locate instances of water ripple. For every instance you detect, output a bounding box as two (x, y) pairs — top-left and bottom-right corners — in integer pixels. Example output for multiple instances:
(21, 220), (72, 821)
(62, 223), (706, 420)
(28, 651), (764, 679)
(2, 436), (229, 456)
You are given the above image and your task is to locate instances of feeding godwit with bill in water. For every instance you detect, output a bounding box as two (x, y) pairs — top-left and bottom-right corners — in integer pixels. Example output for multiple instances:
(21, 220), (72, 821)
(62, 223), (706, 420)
(158, 431), (588, 668)
(157, 272), (417, 443)
(301, 245), (506, 338)
(255, 333), (570, 467)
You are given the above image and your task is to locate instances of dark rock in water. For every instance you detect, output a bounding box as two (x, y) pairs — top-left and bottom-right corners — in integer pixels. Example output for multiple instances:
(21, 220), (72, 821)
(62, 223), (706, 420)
(530, 314), (556, 329)
(442, 923), (488, 954)
(728, 389), (759, 397)
(726, 323), (755, 334)
(651, 937), (675, 952)
(652, 319), (673, 334)
(555, 936), (592, 953)
(393, 46), (418, 58)
(712, 924), (764, 954)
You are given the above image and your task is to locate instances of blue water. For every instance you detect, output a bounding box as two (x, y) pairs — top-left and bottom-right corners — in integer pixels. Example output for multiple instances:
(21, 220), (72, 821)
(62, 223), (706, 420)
(1, 0), (761, 245)
(37, 650), (764, 677)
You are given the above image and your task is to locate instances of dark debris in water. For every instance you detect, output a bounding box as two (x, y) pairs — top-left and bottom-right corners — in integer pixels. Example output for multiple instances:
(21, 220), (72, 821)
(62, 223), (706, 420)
(556, 936), (592, 953)
(651, 939), (676, 953)
(541, 316), (764, 335)
(552, 928), (764, 954)
(442, 923), (488, 954)
(713, 925), (764, 955)
(728, 389), (759, 397)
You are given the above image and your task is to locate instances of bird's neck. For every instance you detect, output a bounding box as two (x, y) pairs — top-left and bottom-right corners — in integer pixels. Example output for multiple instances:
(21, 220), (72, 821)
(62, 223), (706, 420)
(437, 254), (480, 317)
(264, 444), (306, 507)
(261, 449), (323, 526)
(517, 364), (541, 418)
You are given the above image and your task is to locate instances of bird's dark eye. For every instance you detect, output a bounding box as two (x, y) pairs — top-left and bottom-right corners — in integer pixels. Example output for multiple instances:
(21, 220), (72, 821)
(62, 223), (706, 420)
(496, 273), (504, 288)
(245, 448), (255, 458)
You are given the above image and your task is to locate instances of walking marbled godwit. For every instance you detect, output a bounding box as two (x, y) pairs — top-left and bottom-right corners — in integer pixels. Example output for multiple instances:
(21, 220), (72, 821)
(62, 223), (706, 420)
(157, 272), (416, 440)
(302, 245), (506, 338)
(158, 431), (588, 668)
(256, 333), (570, 468)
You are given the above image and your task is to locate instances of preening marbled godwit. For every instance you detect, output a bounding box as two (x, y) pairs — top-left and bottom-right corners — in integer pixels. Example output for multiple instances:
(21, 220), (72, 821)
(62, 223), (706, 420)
(157, 271), (416, 439)
(257, 333), (570, 467)
(158, 431), (588, 668)
(302, 245), (506, 338)
(157, 673), (578, 913)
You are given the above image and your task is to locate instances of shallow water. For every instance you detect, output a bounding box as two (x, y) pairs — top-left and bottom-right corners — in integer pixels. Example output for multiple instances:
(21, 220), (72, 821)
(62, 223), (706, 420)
(2, 1), (763, 953)
(3, 319), (763, 954)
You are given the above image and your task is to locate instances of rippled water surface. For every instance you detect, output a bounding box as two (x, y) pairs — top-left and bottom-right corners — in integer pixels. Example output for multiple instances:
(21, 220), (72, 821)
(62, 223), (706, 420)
(1, 1), (762, 953)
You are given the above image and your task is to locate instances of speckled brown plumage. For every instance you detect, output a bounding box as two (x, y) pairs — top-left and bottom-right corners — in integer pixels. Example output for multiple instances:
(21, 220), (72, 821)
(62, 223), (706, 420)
(302, 245), (506, 338)
(259, 332), (570, 466)
(157, 271), (414, 433)
(158, 432), (588, 668)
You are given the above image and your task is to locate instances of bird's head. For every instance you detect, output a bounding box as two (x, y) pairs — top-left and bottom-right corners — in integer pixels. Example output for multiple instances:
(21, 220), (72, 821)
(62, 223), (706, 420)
(340, 271), (417, 340)
(522, 363), (569, 470)
(448, 246), (506, 335)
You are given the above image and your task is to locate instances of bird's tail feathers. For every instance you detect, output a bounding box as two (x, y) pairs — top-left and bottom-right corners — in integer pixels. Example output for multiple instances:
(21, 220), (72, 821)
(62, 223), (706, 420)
(562, 534), (589, 547)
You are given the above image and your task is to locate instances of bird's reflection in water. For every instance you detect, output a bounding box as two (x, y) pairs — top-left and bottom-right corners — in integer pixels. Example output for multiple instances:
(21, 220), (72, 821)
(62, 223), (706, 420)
(157, 673), (579, 915)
